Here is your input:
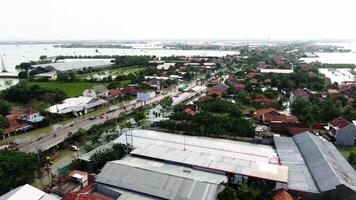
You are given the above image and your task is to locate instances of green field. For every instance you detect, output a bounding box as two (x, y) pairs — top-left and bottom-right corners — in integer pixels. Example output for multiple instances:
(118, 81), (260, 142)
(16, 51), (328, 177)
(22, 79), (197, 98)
(28, 82), (102, 97)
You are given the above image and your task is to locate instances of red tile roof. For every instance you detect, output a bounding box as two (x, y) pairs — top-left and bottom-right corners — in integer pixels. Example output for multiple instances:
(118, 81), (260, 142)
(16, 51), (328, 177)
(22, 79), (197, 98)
(253, 95), (273, 103)
(291, 89), (310, 97)
(330, 117), (352, 129)
(312, 123), (327, 130)
(184, 108), (196, 116)
(207, 89), (225, 96)
(198, 95), (213, 102)
(23, 107), (39, 115)
(233, 83), (246, 90)
(254, 108), (279, 118)
(273, 189), (295, 200)
(327, 89), (340, 94)
(109, 89), (122, 96)
(288, 127), (311, 136)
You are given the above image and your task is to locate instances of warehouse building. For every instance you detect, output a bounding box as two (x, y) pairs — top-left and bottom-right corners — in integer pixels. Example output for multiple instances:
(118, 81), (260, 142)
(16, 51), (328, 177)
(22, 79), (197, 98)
(274, 132), (356, 200)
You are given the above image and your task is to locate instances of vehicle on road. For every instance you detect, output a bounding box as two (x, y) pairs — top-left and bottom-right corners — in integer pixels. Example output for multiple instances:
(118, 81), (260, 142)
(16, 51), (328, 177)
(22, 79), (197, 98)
(89, 116), (96, 120)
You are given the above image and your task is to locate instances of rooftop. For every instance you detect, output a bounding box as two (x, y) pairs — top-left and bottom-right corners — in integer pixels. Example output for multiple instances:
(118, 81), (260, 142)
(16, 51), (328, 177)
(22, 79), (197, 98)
(102, 129), (288, 183)
(0, 184), (59, 200)
(274, 132), (356, 194)
(32, 60), (111, 72)
(96, 158), (226, 200)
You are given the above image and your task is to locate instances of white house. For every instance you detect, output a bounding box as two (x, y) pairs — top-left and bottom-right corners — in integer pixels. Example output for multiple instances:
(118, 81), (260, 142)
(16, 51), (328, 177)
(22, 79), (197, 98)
(83, 85), (109, 99)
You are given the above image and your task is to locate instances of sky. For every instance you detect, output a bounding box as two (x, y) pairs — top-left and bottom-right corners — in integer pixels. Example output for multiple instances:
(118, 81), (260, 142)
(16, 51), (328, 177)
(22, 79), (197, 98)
(0, 0), (356, 41)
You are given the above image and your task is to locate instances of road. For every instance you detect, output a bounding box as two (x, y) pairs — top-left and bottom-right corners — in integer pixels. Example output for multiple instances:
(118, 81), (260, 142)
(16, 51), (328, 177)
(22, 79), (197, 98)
(16, 78), (213, 153)
(19, 88), (181, 153)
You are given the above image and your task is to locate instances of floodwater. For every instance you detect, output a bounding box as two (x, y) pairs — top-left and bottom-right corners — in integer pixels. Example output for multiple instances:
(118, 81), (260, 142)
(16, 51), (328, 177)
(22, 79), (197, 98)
(0, 44), (238, 73)
(302, 42), (356, 64)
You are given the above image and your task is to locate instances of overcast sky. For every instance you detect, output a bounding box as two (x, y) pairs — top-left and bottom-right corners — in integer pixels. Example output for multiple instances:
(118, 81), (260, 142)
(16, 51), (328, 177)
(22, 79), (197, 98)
(1, 0), (355, 41)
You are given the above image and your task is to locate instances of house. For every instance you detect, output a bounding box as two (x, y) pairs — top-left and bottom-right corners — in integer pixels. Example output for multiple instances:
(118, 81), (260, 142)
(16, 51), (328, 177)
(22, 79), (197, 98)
(328, 117), (356, 146)
(156, 63), (175, 70)
(207, 79), (220, 86)
(184, 108), (196, 116)
(207, 89), (225, 96)
(33, 71), (58, 80)
(83, 85), (109, 99)
(289, 89), (311, 104)
(3, 114), (33, 138)
(253, 95), (273, 104)
(143, 79), (161, 90)
(22, 107), (45, 123)
(233, 83), (246, 91)
(254, 108), (299, 133)
(48, 97), (108, 115)
(213, 83), (229, 91)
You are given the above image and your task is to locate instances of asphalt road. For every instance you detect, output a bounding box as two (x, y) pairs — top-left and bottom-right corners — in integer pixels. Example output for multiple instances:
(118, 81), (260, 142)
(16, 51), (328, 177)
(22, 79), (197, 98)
(19, 77), (203, 153)
(19, 89), (179, 153)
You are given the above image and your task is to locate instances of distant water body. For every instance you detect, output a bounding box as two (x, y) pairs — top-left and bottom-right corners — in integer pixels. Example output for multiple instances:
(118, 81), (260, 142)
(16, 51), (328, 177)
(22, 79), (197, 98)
(302, 42), (356, 64)
(0, 44), (239, 73)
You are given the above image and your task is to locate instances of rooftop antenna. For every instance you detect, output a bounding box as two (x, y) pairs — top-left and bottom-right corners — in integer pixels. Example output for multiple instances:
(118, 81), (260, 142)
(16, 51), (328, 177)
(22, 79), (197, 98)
(1, 57), (8, 73)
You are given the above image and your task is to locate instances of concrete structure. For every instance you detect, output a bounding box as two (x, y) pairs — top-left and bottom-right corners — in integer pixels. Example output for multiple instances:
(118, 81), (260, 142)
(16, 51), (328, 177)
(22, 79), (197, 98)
(32, 60), (111, 72)
(156, 63), (175, 70)
(260, 69), (293, 74)
(328, 117), (356, 146)
(83, 85), (109, 99)
(274, 132), (356, 199)
(0, 184), (60, 200)
(88, 130), (288, 183)
(47, 96), (107, 115)
(33, 71), (58, 80)
(96, 157), (227, 200)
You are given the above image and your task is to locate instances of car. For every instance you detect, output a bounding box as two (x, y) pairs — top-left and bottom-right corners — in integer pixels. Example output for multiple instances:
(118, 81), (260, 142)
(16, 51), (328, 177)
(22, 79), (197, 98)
(89, 116), (96, 120)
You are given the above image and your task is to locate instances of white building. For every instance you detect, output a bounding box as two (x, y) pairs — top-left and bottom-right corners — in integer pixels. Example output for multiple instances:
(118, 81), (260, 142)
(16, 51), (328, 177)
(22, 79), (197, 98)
(0, 184), (60, 200)
(47, 96), (107, 115)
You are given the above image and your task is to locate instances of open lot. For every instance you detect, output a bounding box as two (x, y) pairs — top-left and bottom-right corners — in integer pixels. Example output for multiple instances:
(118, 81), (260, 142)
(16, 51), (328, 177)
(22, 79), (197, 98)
(28, 82), (103, 97)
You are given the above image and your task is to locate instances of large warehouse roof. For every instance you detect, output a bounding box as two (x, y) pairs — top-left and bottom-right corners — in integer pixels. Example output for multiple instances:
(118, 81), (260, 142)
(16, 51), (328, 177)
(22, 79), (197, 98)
(96, 158), (226, 200)
(32, 60), (111, 72)
(104, 130), (287, 182)
(274, 136), (319, 194)
(294, 132), (356, 192)
(274, 132), (356, 194)
(132, 145), (288, 183)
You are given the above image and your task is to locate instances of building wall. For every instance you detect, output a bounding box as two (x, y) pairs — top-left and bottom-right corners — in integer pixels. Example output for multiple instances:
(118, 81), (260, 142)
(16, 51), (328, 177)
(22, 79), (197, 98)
(335, 125), (356, 146)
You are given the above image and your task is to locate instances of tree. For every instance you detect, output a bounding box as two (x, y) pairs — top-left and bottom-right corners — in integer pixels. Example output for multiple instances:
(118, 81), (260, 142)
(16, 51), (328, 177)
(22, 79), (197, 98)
(57, 72), (79, 83)
(134, 110), (147, 123)
(0, 99), (11, 115)
(0, 115), (9, 130)
(161, 96), (173, 110)
(39, 55), (47, 60)
(0, 150), (41, 195)
(89, 144), (128, 173)
(217, 186), (239, 200)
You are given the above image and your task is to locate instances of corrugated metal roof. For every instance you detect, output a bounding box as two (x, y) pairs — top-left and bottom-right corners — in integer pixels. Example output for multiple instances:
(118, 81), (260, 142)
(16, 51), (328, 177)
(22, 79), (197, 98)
(131, 145), (288, 183)
(274, 136), (320, 193)
(275, 132), (356, 194)
(294, 132), (356, 192)
(111, 129), (278, 164)
(96, 159), (226, 200)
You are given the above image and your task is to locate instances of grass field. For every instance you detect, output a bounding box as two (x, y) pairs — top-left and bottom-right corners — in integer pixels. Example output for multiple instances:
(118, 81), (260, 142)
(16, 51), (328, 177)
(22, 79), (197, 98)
(28, 82), (102, 97)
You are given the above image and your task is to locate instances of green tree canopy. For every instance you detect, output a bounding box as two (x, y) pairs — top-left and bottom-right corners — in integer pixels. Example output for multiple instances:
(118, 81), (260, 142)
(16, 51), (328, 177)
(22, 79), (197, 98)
(0, 150), (41, 195)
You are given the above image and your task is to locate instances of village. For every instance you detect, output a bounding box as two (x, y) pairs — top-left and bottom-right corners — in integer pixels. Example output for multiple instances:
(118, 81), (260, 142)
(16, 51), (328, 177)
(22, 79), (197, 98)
(0, 42), (355, 200)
